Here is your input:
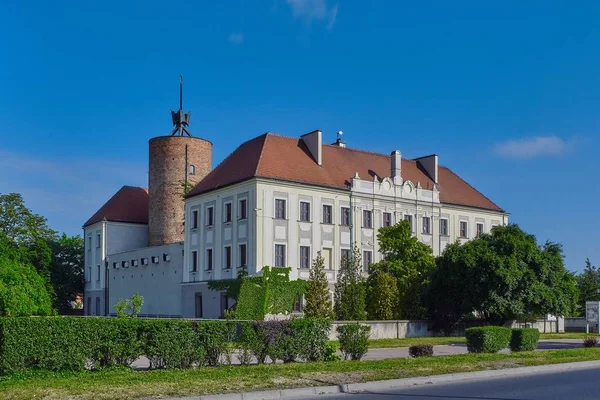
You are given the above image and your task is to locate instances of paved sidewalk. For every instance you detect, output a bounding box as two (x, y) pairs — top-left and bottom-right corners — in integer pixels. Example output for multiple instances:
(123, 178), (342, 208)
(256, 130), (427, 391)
(131, 339), (583, 369)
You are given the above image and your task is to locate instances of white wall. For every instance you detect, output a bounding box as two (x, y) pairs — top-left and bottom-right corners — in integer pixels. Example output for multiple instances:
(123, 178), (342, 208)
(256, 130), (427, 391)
(107, 242), (183, 317)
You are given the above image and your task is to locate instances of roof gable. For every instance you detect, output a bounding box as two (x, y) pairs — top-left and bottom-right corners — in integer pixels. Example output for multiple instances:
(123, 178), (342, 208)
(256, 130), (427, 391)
(83, 186), (149, 227)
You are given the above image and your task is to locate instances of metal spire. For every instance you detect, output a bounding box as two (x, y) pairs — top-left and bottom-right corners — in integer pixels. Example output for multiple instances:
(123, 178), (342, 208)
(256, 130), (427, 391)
(170, 75), (192, 136)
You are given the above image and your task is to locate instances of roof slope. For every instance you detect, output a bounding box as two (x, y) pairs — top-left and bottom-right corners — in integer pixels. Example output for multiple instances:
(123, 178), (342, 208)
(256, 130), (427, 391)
(83, 186), (149, 227)
(187, 133), (503, 212)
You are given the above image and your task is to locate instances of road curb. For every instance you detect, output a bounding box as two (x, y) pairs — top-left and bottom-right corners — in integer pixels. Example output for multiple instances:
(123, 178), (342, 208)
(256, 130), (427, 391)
(171, 360), (600, 400)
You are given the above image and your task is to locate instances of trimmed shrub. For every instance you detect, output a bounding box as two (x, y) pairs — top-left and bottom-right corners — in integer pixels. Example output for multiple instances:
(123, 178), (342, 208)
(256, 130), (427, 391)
(337, 324), (371, 360)
(465, 326), (511, 353)
(140, 320), (203, 369)
(509, 328), (540, 352)
(197, 321), (236, 366)
(583, 336), (598, 348)
(290, 318), (331, 362)
(92, 318), (143, 367)
(323, 342), (341, 362)
(408, 344), (433, 358)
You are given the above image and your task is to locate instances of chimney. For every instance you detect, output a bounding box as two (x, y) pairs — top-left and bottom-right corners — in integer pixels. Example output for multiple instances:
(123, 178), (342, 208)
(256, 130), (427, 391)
(301, 130), (322, 166)
(415, 154), (439, 184)
(391, 150), (402, 182)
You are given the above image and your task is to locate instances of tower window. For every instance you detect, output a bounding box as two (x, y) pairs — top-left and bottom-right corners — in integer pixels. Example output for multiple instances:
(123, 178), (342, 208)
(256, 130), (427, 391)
(189, 165), (196, 175)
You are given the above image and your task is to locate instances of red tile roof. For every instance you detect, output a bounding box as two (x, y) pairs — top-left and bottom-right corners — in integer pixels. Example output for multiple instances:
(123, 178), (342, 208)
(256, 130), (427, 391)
(83, 186), (149, 227)
(187, 133), (503, 212)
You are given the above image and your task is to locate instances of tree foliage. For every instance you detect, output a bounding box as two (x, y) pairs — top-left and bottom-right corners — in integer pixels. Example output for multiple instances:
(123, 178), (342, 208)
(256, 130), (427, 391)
(334, 246), (366, 320)
(114, 292), (144, 317)
(366, 269), (399, 320)
(428, 224), (578, 332)
(49, 234), (84, 312)
(0, 253), (54, 316)
(304, 251), (334, 319)
(367, 220), (435, 319)
(576, 259), (600, 315)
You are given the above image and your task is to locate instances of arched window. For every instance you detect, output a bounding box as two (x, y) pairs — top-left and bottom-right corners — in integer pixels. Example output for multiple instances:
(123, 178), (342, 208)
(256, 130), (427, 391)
(189, 164), (196, 175)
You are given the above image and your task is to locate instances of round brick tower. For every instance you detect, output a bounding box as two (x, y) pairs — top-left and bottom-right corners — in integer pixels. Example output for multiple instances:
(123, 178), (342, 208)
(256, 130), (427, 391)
(148, 136), (212, 246)
(148, 76), (212, 246)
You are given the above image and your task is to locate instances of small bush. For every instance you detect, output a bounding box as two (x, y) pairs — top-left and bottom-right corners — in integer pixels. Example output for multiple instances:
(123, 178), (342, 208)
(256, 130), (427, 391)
(323, 342), (341, 362)
(409, 344), (434, 358)
(197, 321), (235, 366)
(465, 326), (511, 353)
(290, 318), (331, 362)
(92, 318), (143, 367)
(337, 324), (371, 360)
(583, 336), (598, 348)
(509, 328), (540, 352)
(141, 320), (203, 369)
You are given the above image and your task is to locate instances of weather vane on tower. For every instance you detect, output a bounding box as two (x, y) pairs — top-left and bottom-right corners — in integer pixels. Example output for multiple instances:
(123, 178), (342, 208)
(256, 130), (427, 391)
(169, 75), (192, 136)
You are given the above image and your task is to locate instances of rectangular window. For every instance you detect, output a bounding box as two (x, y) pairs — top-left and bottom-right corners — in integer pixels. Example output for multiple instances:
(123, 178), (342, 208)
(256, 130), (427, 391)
(300, 201), (310, 222)
(141, 258), (148, 266)
(87, 267), (91, 282)
(363, 210), (373, 228)
(341, 249), (351, 262)
(300, 246), (310, 269)
(191, 251), (198, 272)
(239, 244), (247, 267)
(422, 217), (431, 234)
(87, 297), (91, 316)
(224, 246), (232, 269)
(96, 265), (100, 281)
(95, 297), (100, 316)
(131, 259), (138, 267)
(383, 212), (392, 227)
(220, 293), (228, 318)
(341, 207), (350, 226)
(293, 295), (303, 313)
(460, 221), (468, 238)
(476, 223), (484, 237)
(192, 210), (199, 229)
(275, 244), (286, 267)
(224, 203), (232, 223)
(440, 219), (449, 236)
(404, 214), (413, 230)
(275, 199), (286, 219)
(112, 262), (118, 269)
(239, 199), (247, 220)
(206, 206), (214, 226)
(206, 249), (213, 270)
(151, 256), (159, 264)
(88, 237), (91, 251)
(96, 233), (101, 248)
(322, 205), (332, 224)
(194, 293), (203, 318)
(363, 251), (372, 272)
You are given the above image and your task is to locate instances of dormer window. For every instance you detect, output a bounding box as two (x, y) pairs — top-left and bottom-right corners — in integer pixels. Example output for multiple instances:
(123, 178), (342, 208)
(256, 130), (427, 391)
(189, 165), (196, 175)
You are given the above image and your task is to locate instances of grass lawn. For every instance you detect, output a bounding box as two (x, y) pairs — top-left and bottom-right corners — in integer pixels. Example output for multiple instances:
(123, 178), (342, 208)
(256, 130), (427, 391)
(355, 332), (593, 349)
(2, 348), (600, 400)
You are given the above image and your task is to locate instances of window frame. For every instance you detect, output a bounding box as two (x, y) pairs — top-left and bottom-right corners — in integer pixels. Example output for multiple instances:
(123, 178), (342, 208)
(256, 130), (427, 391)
(239, 199), (247, 220)
(224, 202), (232, 223)
(440, 218), (449, 236)
(341, 249), (351, 262)
(363, 210), (373, 229)
(476, 222), (484, 237)
(383, 212), (392, 227)
(239, 243), (247, 268)
(192, 210), (199, 229)
(96, 265), (101, 281)
(206, 248), (213, 271)
(224, 246), (232, 269)
(362, 250), (372, 272)
(274, 244), (286, 267)
(459, 221), (468, 238)
(96, 233), (101, 248)
(322, 204), (333, 224)
(422, 216), (431, 234)
(191, 250), (198, 272)
(275, 199), (286, 219)
(206, 206), (214, 227)
(299, 246), (310, 269)
(299, 201), (311, 222)
(341, 207), (350, 226)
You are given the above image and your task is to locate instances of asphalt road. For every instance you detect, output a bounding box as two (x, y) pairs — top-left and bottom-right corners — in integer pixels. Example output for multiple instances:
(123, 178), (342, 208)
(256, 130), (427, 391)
(315, 367), (600, 399)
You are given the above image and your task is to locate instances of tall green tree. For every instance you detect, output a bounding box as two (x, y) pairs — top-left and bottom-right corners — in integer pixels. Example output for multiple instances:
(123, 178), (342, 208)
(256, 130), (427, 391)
(49, 234), (84, 312)
(367, 220), (435, 319)
(334, 245), (366, 320)
(428, 224), (578, 332)
(575, 259), (599, 315)
(304, 251), (334, 318)
(366, 269), (399, 320)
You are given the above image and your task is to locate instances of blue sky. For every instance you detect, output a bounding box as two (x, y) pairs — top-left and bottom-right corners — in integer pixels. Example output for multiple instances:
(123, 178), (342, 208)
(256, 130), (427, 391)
(1, 1), (598, 271)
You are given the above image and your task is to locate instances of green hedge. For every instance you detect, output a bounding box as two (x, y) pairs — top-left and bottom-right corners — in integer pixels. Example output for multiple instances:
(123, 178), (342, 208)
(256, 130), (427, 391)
(509, 328), (540, 352)
(0, 317), (330, 375)
(465, 326), (511, 353)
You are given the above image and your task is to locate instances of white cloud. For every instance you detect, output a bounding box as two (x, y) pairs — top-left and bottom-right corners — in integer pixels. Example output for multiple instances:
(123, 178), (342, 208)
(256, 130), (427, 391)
(286, 0), (339, 29)
(228, 33), (244, 45)
(494, 136), (575, 158)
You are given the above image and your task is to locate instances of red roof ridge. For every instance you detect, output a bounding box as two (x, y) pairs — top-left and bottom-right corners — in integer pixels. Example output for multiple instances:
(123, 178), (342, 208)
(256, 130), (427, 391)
(254, 133), (270, 177)
(438, 165), (504, 212)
